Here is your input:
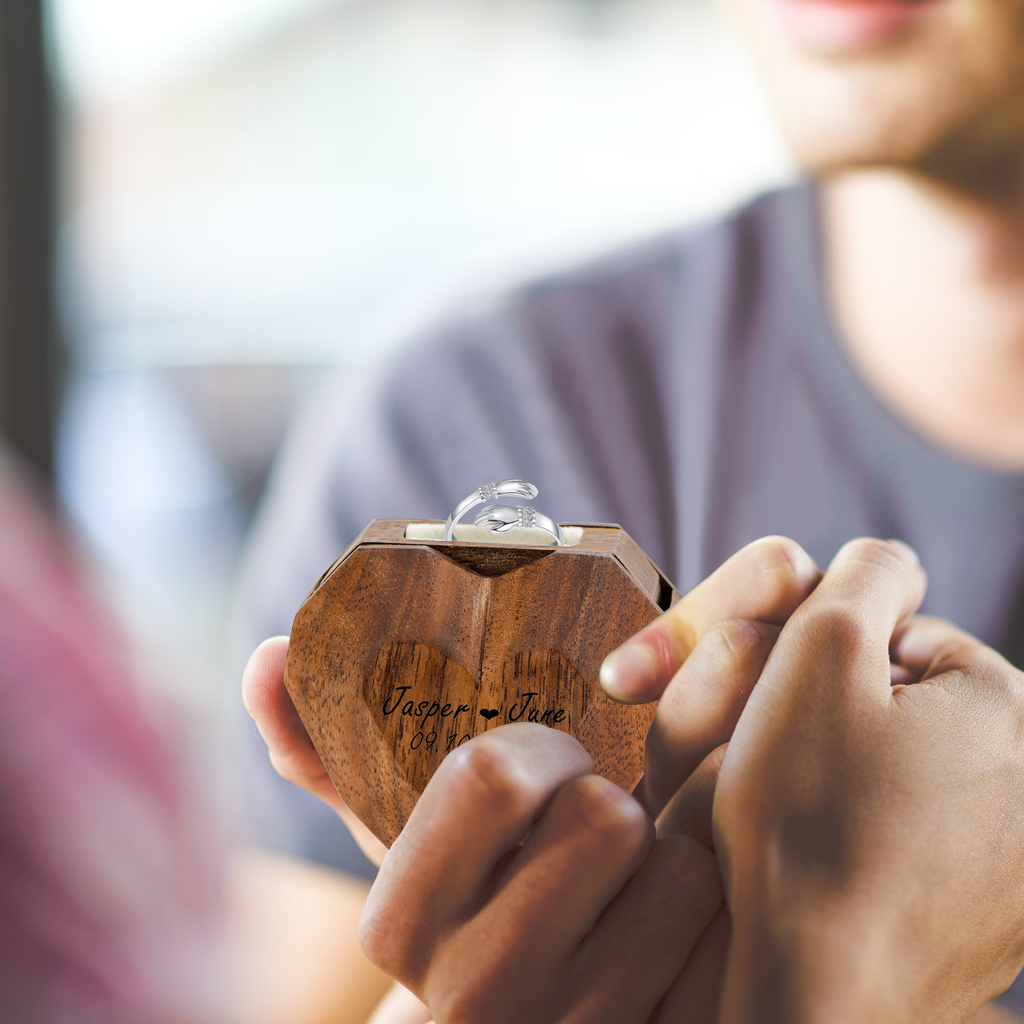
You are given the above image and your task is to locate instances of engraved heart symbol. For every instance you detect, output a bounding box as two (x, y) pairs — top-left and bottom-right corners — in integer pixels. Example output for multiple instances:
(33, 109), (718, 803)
(286, 520), (673, 847)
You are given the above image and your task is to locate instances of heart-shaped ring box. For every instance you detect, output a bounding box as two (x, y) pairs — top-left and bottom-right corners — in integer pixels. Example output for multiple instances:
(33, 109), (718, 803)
(285, 518), (680, 847)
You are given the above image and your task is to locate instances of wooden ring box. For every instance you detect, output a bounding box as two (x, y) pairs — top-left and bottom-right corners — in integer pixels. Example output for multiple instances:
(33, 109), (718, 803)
(285, 518), (680, 847)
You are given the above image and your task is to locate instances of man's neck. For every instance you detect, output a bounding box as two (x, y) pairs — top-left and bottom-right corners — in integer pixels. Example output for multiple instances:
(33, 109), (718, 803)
(822, 167), (1024, 471)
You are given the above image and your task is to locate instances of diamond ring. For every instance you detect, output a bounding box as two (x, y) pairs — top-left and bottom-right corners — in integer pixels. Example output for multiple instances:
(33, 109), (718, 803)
(444, 479), (539, 542)
(475, 503), (565, 546)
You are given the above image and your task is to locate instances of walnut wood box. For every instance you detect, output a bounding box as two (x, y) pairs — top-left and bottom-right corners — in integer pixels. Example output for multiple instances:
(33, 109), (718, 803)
(285, 519), (679, 847)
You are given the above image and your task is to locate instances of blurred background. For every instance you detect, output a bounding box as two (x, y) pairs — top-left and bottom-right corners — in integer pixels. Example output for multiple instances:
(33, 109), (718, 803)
(1, 0), (793, 1018)
(38, 0), (792, 723)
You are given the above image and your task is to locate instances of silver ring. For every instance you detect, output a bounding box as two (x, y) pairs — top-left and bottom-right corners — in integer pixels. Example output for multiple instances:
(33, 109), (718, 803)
(475, 503), (565, 546)
(444, 479), (539, 541)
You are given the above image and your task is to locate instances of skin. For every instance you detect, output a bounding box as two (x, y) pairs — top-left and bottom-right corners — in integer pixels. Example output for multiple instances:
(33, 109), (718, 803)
(723, 0), (1024, 471)
(246, 538), (1024, 1022)
(723, 0), (1024, 179)
(228, 847), (392, 1024)
(245, 536), (820, 1022)
(611, 538), (1024, 1022)
(243, 3), (1024, 1018)
(715, 547), (1024, 1023)
(360, 727), (725, 1024)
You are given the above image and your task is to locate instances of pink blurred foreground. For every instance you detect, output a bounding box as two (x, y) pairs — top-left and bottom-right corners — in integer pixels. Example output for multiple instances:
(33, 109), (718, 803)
(0, 449), (224, 1024)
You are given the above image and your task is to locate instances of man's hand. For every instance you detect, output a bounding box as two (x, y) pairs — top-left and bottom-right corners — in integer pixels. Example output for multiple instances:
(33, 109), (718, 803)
(247, 534), (1024, 1022)
(244, 635), (389, 868)
(245, 650), (727, 1024)
(712, 539), (1024, 1024)
(603, 536), (1024, 1023)
(359, 723), (725, 1024)
(599, 535), (821, 821)
(245, 536), (824, 1022)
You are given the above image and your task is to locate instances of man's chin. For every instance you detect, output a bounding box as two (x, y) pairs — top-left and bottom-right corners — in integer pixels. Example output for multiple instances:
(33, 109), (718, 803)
(782, 128), (933, 179)
(773, 92), (991, 180)
(783, 115), (1024, 191)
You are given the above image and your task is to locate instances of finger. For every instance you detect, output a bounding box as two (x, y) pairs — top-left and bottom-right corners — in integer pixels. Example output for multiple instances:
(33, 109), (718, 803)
(365, 984), (434, 1024)
(893, 615), (992, 674)
(242, 637), (342, 807)
(362, 723), (593, 980)
(893, 615), (1015, 700)
(778, 538), (928, 701)
(643, 619), (779, 816)
(464, 775), (652, 977)
(242, 637), (296, 744)
(574, 834), (724, 1024)
(244, 637), (390, 867)
(652, 905), (730, 1024)
(655, 744), (726, 850)
(600, 536), (819, 703)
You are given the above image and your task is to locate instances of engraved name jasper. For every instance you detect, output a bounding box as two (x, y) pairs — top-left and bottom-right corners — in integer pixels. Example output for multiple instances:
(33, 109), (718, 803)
(284, 519), (679, 847)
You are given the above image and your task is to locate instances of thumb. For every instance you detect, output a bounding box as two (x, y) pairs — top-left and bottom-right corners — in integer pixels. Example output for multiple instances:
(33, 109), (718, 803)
(893, 615), (1012, 695)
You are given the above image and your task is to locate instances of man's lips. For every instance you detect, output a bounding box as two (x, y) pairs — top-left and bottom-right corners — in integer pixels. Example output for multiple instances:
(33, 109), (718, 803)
(767, 0), (940, 54)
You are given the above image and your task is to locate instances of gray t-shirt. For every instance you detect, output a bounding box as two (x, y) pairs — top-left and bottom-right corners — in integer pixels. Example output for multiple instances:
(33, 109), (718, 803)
(237, 181), (1024, 1002)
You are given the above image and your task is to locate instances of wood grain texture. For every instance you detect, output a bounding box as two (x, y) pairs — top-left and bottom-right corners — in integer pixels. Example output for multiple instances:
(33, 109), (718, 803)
(285, 520), (680, 847)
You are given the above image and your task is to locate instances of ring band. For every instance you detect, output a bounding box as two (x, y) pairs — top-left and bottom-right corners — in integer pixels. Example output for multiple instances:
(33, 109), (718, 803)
(475, 503), (565, 546)
(444, 479), (539, 541)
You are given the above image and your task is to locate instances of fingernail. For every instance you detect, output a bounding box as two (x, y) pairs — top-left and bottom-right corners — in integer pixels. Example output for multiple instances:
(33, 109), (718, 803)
(789, 544), (820, 585)
(886, 539), (921, 567)
(599, 642), (661, 700)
